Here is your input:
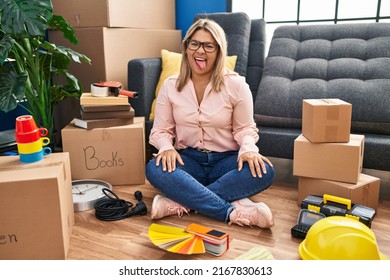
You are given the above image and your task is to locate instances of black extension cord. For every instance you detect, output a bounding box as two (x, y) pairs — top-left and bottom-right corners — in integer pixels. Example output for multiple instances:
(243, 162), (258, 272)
(94, 188), (147, 221)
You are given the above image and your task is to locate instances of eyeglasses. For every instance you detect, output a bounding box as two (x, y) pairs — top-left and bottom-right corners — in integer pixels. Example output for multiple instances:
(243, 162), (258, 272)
(187, 39), (218, 53)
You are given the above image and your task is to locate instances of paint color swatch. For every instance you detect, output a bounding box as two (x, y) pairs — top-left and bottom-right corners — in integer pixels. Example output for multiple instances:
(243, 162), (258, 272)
(148, 223), (229, 256)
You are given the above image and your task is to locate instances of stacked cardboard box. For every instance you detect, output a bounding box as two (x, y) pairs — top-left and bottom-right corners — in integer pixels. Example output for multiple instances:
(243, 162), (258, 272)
(0, 153), (74, 259)
(293, 99), (380, 209)
(62, 117), (145, 185)
(49, 0), (181, 90)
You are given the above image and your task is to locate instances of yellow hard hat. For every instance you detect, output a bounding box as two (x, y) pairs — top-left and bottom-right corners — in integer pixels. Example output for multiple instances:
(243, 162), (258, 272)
(299, 216), (388, 260)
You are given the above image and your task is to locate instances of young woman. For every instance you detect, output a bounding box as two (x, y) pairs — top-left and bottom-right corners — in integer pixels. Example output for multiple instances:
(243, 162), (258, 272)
(146, 18), (275, 228)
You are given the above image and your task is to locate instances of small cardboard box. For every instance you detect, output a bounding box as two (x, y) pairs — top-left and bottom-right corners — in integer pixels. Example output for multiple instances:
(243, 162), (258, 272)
(302, 98), (352, 143)
(0, 153), (74, 260)
(52, 0), (176, 29)
(293, 134), (364, 184)
(61, 117), (145, 185)
(297, 173), (381, 210)
(48, 27), (181, 90)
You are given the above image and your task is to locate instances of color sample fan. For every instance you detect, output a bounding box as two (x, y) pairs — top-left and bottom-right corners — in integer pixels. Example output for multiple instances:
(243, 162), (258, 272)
(148, 223), (205, 254)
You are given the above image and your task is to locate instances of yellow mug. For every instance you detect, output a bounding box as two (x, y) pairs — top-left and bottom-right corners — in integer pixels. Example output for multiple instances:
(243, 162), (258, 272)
(17, 137), (50, 154)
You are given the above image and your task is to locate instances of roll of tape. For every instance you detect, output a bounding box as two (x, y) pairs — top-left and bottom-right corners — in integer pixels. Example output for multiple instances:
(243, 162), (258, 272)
(91, 83), (109, 97)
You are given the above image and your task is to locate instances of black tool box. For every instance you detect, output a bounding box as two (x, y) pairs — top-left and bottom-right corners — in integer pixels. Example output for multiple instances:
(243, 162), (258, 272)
(300, 194), (376, 227)
(291, 209), (326, 239)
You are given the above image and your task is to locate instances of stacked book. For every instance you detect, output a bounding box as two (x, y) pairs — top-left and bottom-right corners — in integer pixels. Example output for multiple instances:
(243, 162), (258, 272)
(74, 93), (135, 129)
(148, 223), (229, 256)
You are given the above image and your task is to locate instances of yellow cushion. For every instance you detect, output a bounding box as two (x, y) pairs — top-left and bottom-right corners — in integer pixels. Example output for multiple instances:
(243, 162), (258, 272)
(149, 49), (238, 120)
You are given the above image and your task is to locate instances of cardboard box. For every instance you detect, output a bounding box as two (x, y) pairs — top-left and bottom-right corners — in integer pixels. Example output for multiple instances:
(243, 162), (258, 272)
(293, 134), (364, 184)
(61, 117), (145, 185)
(297, 173), (381, 209)
(52, 0), (176, 29)
(48, 27), (181, 90)
(0, 153), (74, 259)
(302, 98), (352, 143)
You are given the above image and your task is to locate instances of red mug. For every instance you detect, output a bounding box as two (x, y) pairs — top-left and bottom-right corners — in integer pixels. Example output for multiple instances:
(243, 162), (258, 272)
(15, 115), (38, 134)
(15, 128), (48, 143)
(15, 115), (48, 143)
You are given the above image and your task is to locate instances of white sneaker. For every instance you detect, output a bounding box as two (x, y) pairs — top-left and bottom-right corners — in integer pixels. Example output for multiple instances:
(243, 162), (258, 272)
(151, 194), (190, 220)
(230, 198), (274, 228)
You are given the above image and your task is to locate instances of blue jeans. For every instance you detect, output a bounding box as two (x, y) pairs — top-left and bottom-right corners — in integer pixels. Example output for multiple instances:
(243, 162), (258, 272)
(146, 148), (275, 223)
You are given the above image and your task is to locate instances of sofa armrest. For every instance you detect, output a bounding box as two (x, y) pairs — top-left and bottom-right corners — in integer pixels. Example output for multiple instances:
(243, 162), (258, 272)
(127, 58), (162, 121)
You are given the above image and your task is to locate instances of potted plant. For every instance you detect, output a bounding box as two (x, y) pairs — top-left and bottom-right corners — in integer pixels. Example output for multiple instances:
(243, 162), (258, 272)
(0, 0), (90, 142)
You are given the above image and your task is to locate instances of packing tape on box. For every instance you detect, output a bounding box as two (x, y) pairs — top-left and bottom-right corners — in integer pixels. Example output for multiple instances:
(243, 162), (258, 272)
(91, 83), (109, 97)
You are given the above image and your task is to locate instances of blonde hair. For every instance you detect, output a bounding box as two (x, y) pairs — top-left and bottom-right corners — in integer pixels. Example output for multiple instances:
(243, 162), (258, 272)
(176, 18), (228, 92)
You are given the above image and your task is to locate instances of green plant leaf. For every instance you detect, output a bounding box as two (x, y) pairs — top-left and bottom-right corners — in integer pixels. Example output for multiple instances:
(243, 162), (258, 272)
(0, 0), (90, 140)
(50, 71), (82, 106)
(38, 41), (91, 65)
(47, 48), (71, 69)
(0, 34), (15, 64)
(0, 71), (28, 112)
(0, 0), (53, 37)
(57, 46), (91, 64)
(49, 15), (78, 45)
(58, 69), (81, 91)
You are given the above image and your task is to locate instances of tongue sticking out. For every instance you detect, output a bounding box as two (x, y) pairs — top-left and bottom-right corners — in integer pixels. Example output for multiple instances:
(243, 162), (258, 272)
(195, 59), (206, 70)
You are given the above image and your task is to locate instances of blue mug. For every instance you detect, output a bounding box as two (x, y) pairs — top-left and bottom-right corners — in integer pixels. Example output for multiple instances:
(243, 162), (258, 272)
(19, 147), (52, 163)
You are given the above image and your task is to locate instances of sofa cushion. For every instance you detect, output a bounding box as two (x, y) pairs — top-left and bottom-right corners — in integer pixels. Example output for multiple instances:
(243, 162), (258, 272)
(246, 19), (266, 100)
(195, 12), (251, 77)
(255, 23), (390, 135)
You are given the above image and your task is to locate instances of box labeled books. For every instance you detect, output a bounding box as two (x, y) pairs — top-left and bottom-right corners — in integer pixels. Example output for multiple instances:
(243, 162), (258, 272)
(62, 117), (145, 185)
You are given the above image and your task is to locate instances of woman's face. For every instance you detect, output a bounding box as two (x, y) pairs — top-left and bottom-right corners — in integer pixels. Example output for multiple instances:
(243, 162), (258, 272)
(186, 29), (218, 78)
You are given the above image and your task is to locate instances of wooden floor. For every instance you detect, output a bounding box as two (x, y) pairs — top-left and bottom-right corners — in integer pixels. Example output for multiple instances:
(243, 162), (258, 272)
(66, 160), (390, 260)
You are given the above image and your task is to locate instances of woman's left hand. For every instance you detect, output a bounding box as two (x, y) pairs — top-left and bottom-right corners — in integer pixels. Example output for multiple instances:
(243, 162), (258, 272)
(238, 152), (273, 178)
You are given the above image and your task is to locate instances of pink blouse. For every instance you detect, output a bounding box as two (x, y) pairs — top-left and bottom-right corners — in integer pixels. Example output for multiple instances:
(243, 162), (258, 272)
(149, 71), (260, 159)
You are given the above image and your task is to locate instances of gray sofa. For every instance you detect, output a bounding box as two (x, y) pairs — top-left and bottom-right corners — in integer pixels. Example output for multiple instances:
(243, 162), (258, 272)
(128, 14), (390, 171)
(256, 23), (390, 171)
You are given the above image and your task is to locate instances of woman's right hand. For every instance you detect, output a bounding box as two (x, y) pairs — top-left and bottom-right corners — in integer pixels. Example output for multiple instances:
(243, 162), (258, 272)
(153, 149), (184, 173)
